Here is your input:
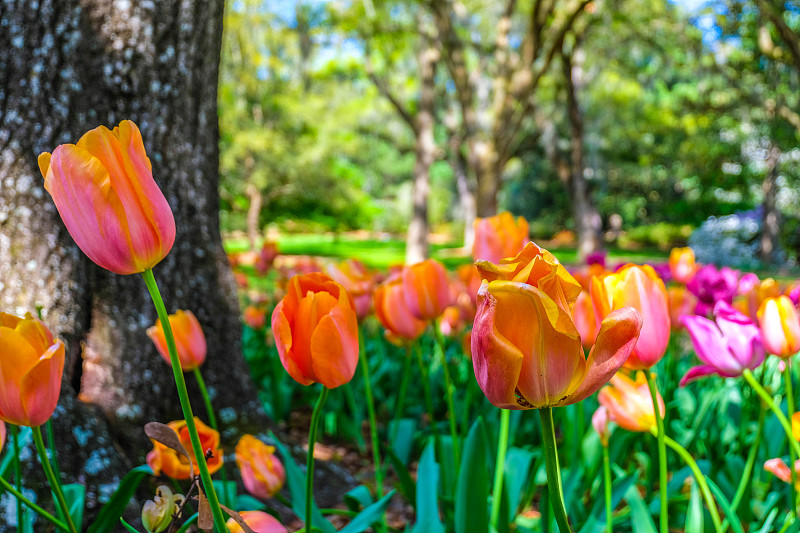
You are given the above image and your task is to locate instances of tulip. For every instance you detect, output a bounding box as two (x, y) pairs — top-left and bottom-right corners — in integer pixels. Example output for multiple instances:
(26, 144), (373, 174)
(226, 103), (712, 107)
(235, 435), (286, 500)
(669, 247), (698, 284)
(326, 259), (374, 321)
(146, 417), (224, 480)
(38, 120), (175, 275)
(687, 264), (739, 316)
(758, 296), (800, 358)
(472, 212), (530, 264)
(141, 485), (185, 533)
(374, 274), (428, 344)
(226, 511), (288, 533)
(439, 306), (464, 337)
(598, 372), (664, 433)
(147, 310), (207, 371)
(457, 264), (482, 307)
(592, 406), (611, 446)
(243, 306), (268, 329)
(667, 286), (697, 331)
(471, 242), (642, 409)
(0, 312), (65, 427)
(591, 264), (670, 369)
(0, 421), (5, 453)
(271, 272), (359, 388)
(573, 290), (598, 350)
(402, 259), (452, 321)
(680, 301), (765, 385)
(793, 412), (800, 441)
(764, 458), (800, 489)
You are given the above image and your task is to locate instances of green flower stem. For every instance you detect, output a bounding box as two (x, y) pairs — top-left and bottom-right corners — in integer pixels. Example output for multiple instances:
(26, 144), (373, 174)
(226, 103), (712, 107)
(603, 444), (613, 533)
(141, 268), (227, 533)
(722, 402), (765, 531)
(415, 341), (441, 459)
(358, 339), (387, 533)
(192, 367), (231, 507)
(306, 386), (330, 532)
(539, 407), (572, 533)
(432, 322), (460, 470)
(661, 435), (723, 531)
(785, 362), (798, 520)
(645, 371), (668, 533)
(742, 369), (800, 458)
(32, 426), (77, 533)
(490, 409), (511, 530)
(10, 424), (23, 533)
(0, 473), (68, 531)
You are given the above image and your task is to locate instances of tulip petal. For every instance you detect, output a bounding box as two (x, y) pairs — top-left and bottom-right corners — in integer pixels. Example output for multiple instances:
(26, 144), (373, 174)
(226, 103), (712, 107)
(562, 307), (642, 406)
(310, 306), (358, 389)
(0, 327), (39, 425)
(19, 341), (65, 427)
(679, 365), (731, 387)
(271, 302), (313, 386)
(681, 314), (741, 373)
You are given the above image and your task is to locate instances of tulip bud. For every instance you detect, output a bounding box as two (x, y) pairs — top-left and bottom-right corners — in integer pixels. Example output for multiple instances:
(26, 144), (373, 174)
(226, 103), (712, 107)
(592, 406), (611, 446)
(402, 259), (453, 321)
(147, 310), (207, 371)
(235, 435), (286, 500)
(668, 247), (698, 284)
(757, 296), (800, 358)
(142, 485), (184, 533)
(472, 212), (530, 264)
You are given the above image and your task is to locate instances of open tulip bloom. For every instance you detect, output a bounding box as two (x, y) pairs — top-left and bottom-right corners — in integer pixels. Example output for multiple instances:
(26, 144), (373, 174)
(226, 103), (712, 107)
(680, 301), (765, 386)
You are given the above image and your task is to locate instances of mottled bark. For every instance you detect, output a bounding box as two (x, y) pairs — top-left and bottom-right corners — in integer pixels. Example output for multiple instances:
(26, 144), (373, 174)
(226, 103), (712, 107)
(0, 0), (268, 526)
(760, 144), (781, 265)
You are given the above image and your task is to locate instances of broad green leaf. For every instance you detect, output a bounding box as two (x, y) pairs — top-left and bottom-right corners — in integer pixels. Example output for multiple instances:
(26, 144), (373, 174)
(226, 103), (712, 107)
(705, 476), (744, 533)
(345, 485), (375, 511)
(87, 465), (153, 533)
(685, 480), (703, 533)
(386, 446), (417, 507)
(57, 483), (85, 531)
(412, 441), (445, 533)
(624, 483), (657, 533)
(455, 418), (489, 533)
(503, 447), (536, 521)
(389, 418), (417, 464)
(339, 490), (396, 533)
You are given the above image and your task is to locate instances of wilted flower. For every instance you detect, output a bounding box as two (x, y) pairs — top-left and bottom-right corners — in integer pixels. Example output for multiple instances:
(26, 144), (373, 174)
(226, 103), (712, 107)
(598, 372), (664, 433)
(147, 310), (207, 371)
(472, 212), (530, 264)
(38, 120), (175, 275)
(142, 485), (184, 533)
(471, 242), (642, 409)
(146, 418), (224, 480)
(680, 301), (764, 385)
(235, 435), (286, 500)
(0, 312), (65, 427)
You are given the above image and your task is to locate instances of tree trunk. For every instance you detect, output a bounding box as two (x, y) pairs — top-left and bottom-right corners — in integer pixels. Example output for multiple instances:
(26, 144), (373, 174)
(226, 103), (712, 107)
(760, 144), (781, 265)
(448, 130), (477, 253)
(247, 182), (263, 251)
(562, 47), (601, 260)
(405, 46), (438, 265)
(0, 0), (269, 524)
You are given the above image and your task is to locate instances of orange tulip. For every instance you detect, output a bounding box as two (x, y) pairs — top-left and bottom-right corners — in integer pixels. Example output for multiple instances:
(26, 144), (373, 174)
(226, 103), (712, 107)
(668, 247), (698, 284)
(598, 372), (664, 433)
(667, 286), (697, 331)
(235, 435), (286, 500)
(591, 265), (670, 369)
(572, 290), (598, 350)
(226, 511), (288, 533)
(271, 273), (359, 388)
(146, 417), (223, 480)
(373, 274), (428, 344)
(38, 120), (175, 275)
(243, 306), (268, 329)
(0, 313), (65, 427)
(457, 264), (482, 307)
(147, 310), (207, 371)
(472, 212), (530, 263)
(402, 259), (452, 321)
(758, 296), (800, 358)
(326, 259), (375, 321)
(471, 243), (642, 409)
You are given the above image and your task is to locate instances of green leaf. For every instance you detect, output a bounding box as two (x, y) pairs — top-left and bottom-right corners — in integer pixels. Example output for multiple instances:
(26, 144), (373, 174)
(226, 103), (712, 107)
(344, 485), (374, 511)
(174, 512), (199, 533)
(412, 441), (445, 533)
(119, 517), (141, 533)
(0, 426), (32, 480)
(213, 480), (238, 508)
(578, 472), (637, 533)
(87, 465), (153, 533)
(503, 448), (536, 521)
(388, 418), (417, 464)
(705, 476), (744, 533)
(685, 480), (703, 533)
(234, 494), (267, 512)
(269, 432), (337, 533)
(455, 418), (489, 533)
(624, 482), (657, 533)
(57, 483), (85, 531)
(339, 490), (396, 533)
(386, 446), (417, 507)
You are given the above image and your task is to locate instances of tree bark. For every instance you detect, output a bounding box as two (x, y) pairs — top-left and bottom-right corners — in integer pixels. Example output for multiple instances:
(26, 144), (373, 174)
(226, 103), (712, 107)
(760, 144), (781, 265)
(0, 0), (268, 524)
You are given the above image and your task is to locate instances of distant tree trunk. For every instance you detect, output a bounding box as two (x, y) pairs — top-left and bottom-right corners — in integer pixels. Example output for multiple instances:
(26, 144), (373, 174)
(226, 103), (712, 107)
(247, 182), (263, 251)
(405, 46), (438, 264)
(0, 0), (271, 523)
(760, 144), (781, 265)
(449, 131), (477, 253)
(562, 47), (602, 260)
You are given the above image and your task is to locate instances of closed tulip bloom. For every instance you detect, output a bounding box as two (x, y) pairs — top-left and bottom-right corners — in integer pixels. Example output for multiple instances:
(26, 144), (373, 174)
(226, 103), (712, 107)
(146, 417), (224, 480)
(402, 259), (452, 321)
(472, 212), (530, 264)
(764, 458), (800, 489)
(141, 485), (185, 533)
(227, 511), (288, 533)
(471, 243), (642, 410)
(592, 406), (611, 446)
(758, 296), (800, 358)
(271, 273), (358, 388)
(598, 372), (664, 433)
(38, 120), (175, 275)
(591, 265), (670, 370)
(235, 435), (286, 500)
(573, 290), (598, 350)
(147, 310), (206, 371)
(680, 302), (764, 386)
(0, 313), (65, 427)
(374, 274), (428, 344)
(669, 247), (698, 284)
